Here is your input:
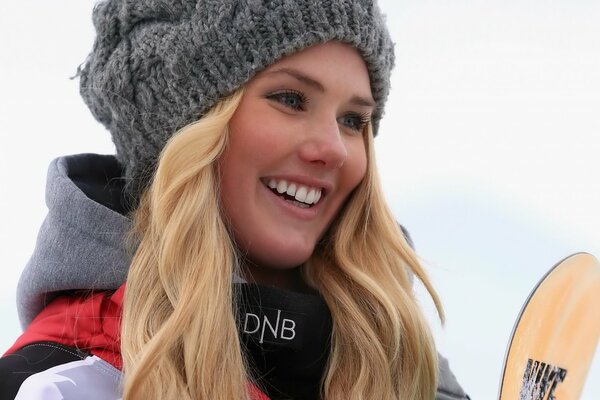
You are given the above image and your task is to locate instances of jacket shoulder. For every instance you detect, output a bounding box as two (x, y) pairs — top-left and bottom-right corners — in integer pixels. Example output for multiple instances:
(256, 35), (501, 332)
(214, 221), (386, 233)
(0, 342), (85, 398)
(0, 342), (122, 399)
(437, 353), (470, 400)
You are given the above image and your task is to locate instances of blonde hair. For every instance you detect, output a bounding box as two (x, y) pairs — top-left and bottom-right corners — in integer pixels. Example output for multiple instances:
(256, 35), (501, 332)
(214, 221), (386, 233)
(121, 88), (443, 399)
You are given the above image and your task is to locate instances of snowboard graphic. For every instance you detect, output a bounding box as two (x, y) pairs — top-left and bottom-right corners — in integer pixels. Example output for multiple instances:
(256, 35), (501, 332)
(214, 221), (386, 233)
(498, 253), (600, 399)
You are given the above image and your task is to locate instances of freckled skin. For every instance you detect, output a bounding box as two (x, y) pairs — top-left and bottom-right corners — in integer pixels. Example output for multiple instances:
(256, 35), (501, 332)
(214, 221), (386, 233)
(219, 42), (373, 289)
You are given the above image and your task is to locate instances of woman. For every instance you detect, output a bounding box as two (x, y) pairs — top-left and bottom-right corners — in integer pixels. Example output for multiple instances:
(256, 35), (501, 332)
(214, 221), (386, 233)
(0, 0), (468, 399)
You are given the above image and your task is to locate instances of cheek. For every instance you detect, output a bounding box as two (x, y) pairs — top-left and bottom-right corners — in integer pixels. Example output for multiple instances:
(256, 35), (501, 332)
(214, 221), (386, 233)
(227, 116), (288, 167)
(218, 113), (287, 244)
(343, 138), (368, 190)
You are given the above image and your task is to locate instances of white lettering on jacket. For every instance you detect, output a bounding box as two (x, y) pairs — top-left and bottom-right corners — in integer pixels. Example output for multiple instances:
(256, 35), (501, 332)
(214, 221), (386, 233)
(243, 310), (296, 343)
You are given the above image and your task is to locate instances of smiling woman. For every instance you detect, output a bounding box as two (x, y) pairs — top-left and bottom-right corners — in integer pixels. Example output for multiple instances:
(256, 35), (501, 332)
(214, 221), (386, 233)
(0, 1), (468, 400)
(220, 43), (370, 286)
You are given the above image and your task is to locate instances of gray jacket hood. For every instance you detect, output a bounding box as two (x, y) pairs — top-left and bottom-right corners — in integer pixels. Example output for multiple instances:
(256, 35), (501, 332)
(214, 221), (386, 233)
(16, 153), (468, 399)
(17, 154), (131, 329)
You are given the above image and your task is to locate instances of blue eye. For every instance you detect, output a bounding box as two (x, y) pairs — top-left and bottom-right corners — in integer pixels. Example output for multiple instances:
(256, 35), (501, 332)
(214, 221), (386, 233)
(266, 90), (307, 111)
(338, 113), (370, 133)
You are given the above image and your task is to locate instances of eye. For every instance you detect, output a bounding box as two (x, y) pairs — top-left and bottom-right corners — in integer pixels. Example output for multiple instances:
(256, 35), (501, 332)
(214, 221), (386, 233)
(338, 112), (371, 134)
(266, 90), (308, 111)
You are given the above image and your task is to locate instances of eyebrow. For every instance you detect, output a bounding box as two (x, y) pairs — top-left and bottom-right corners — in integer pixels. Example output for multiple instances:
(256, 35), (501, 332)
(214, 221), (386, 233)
(266, 67), (375, 108)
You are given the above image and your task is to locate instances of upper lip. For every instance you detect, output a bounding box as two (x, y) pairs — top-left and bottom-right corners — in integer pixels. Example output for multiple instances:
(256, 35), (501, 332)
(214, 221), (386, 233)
(261, 174), (333, 195)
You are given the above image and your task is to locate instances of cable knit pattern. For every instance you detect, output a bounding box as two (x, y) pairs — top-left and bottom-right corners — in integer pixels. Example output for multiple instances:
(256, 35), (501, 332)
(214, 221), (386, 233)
(79, 0), (395, 201)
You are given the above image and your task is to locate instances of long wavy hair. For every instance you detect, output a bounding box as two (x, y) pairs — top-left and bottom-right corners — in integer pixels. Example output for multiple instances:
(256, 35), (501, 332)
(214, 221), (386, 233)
(121, 87), (443, 400)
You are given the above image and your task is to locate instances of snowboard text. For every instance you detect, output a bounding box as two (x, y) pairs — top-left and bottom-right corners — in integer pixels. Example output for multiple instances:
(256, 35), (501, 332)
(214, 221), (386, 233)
(519, 358), (567, 400)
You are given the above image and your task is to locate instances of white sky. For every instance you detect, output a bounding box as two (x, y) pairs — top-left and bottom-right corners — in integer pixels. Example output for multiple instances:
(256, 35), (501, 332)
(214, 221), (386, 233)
(1, 1), (599, 398)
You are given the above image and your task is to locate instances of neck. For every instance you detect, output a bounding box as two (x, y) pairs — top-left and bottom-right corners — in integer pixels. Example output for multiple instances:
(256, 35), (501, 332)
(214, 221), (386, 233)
(241, 262), (314, 294)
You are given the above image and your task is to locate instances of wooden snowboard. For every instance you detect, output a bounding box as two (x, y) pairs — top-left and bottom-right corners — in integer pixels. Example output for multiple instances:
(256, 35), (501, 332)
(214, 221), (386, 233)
(498, 253), (600, 400)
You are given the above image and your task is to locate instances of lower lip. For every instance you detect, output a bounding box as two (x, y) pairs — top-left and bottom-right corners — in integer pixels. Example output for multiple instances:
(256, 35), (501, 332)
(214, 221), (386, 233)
(261, 183), (322, 221)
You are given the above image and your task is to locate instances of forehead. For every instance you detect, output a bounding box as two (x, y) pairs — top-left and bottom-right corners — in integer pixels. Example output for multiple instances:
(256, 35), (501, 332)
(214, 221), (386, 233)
(256, 41), (373, 99)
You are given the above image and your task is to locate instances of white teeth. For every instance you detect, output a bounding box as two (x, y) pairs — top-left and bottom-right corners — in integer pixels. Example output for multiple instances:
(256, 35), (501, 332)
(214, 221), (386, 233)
(295, 186), (308, 202)
(276, 180), (287, 194)
(263, 178), (323, 206)
(314, 190), (321, 203)
(286, 183), (297, 196)
(305, 189), (316, 204)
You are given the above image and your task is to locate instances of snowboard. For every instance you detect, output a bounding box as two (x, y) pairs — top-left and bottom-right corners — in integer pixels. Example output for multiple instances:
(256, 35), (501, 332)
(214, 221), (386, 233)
(498, 253), (600, 400)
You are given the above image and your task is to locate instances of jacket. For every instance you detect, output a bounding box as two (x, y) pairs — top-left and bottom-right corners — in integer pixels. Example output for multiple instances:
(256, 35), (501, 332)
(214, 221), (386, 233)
(0, 154), (469, 399)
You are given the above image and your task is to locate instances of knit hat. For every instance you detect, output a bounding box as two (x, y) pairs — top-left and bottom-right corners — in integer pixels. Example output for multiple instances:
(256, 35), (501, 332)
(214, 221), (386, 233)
(79, 0), (395, 202)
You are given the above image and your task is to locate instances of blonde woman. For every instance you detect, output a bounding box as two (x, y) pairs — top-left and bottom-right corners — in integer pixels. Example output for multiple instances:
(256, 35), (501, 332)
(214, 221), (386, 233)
(0, 1), (468, 399)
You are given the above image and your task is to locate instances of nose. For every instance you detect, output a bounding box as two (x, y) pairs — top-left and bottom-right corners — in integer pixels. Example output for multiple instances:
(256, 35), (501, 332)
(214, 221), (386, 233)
(298, 117), (347, 169)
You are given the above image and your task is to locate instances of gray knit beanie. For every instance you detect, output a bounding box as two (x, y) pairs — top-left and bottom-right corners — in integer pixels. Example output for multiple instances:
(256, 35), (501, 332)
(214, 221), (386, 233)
(79, 0), (395, 202)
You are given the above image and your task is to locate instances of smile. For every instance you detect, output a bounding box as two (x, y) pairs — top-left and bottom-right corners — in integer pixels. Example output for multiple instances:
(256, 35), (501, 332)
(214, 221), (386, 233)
(261, 178), (323, 208)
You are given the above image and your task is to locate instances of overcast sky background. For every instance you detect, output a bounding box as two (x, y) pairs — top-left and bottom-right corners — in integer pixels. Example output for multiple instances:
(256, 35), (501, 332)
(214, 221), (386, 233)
(1, 1), (598, 398)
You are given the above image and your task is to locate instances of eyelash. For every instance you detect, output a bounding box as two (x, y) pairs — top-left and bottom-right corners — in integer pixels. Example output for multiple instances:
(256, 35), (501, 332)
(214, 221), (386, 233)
(339, 112), (371, 133)
(266, 89), (308, 111)
(265, 90), (371, 134)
